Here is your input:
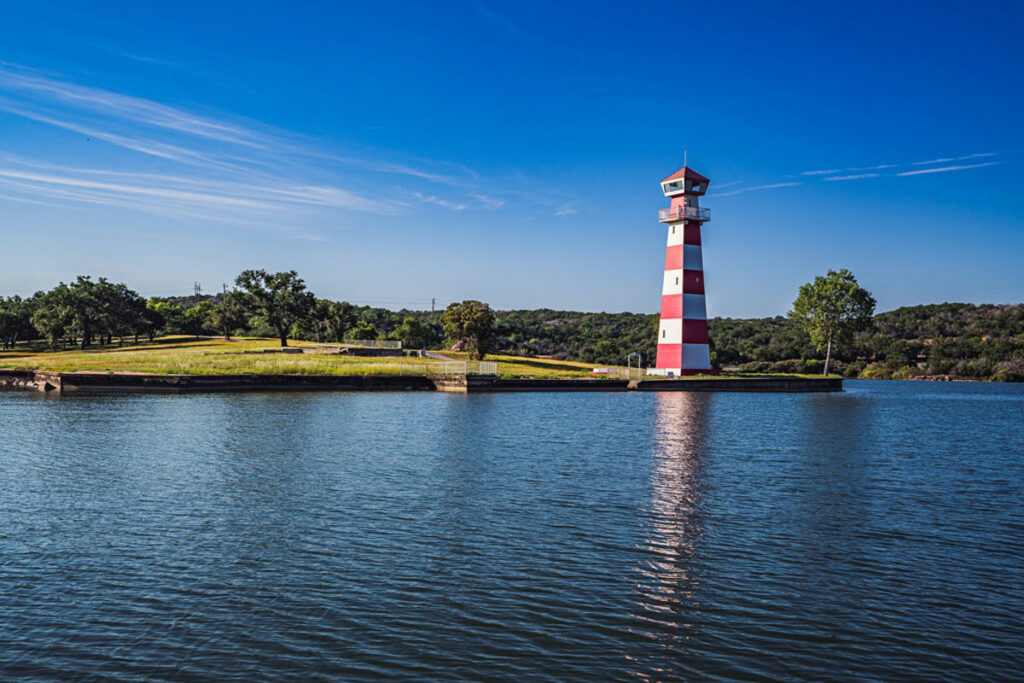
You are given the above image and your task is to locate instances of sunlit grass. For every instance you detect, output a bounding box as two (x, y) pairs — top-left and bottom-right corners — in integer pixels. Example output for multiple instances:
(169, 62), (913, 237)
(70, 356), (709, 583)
(0, 337), (837, 380)
(0, 337), (600, 378)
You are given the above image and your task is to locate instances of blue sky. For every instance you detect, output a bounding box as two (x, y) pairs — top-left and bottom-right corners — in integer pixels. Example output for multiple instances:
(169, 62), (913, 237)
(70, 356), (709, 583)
(0, 1), (1021, 316)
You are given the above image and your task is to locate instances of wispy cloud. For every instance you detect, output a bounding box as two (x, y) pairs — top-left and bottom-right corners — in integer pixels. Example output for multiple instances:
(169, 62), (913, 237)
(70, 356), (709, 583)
(0, 62), (506, 225)
(712, 182), (801, 198)
(0, 153), (394, 227)
(472, 193), (505, 208)
(804, 153), (1000, 180)
(555, 205), (577, 216)
(895, 161), (999, 176)
(822, 173), (880, 181)
(414, 192), (467, 211)
(0, 65), (264, 147)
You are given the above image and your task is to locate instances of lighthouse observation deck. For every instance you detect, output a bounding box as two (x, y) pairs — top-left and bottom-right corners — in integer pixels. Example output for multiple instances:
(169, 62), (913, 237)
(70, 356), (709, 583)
(658, 206), (710, 223)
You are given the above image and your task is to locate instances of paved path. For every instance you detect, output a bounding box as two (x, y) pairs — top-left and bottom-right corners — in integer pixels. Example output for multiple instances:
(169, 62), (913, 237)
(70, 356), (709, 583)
(424, 350), (459, 361)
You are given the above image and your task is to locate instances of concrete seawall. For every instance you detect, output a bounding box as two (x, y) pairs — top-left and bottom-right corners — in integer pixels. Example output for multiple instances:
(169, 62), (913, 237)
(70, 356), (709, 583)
(432, 375), (630, 393)
(0, 370), (842, 394)
(636, 377), (843, 392)
(0, 370), (432, 393)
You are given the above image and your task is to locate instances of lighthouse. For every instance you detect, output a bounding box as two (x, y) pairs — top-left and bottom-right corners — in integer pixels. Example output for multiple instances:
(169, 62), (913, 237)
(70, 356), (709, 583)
(651, 165), (716, 376)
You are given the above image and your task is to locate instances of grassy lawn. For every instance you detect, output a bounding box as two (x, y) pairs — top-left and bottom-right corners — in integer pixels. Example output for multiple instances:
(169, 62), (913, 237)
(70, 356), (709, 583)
(0, 337), (601, 378)
(488, 354), (602, 378)
(0, 337), (838, 380)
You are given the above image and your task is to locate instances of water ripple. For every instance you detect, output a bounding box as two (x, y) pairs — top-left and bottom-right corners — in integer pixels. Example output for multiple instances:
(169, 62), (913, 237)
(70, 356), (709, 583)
(1, 381), (1022, 680)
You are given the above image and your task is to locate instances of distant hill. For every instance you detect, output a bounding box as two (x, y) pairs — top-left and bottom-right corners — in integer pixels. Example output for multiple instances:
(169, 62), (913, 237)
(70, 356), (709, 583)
(486, 303), (1024, 381)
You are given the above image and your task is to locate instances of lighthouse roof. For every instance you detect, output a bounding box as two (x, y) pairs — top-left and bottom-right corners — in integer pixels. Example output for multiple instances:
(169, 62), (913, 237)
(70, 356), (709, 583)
(660, 166), (710, 184)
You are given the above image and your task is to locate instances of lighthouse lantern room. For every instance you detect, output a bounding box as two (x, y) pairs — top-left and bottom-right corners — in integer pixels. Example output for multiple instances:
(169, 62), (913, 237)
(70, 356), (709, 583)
(650, 165), (716, 376)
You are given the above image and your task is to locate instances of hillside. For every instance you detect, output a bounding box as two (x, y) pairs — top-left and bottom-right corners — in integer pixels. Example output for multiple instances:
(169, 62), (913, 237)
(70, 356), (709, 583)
(489, 303), (1024, 381)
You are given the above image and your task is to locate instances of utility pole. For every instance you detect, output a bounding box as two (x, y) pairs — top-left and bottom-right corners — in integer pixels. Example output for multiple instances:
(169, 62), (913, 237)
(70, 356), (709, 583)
(431, 297), (436, 315)
(193, 282), (202, 307)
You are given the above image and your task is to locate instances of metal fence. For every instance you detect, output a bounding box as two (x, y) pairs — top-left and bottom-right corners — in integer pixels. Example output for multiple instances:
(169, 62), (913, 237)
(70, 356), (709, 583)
(590, 366), (643, 380)
(424, 361), (498, 375)
(341, 339), (402, 349)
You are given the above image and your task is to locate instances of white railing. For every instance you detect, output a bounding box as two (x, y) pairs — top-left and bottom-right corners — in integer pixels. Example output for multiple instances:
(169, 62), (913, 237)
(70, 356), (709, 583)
(591, 367), (643, 380)
(342, 338), (402, 349)
(425, 361), (498, 375)
(658, 206), (710, 223)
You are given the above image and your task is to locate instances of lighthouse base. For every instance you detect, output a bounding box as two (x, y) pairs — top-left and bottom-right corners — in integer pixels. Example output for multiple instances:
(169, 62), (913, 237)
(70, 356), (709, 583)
(646, 367), (721, 377)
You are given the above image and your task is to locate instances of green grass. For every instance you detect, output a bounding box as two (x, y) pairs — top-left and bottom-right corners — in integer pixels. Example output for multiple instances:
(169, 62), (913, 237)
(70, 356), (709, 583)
(0, 337), (600, 378)
(0, 337), (839, 380)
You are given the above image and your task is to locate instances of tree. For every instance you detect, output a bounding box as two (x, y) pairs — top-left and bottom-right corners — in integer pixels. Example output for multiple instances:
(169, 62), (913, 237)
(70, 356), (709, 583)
(326, 301), (358, 342)
(30, 286), (74, 350)
(142, 299), (166, 342)
(148, 300), (184, 337)
(183, 301), (216, 337)
(788, 269), (875, 376)
(392, 316), (431, 349)
(63, 276), (102, 349)
(0, 296), (35, 349)
(234, 269), (315, 347)
(441, 300), (496, 360)
(348, 321), (378, 340)
(206, 292), (249, 340)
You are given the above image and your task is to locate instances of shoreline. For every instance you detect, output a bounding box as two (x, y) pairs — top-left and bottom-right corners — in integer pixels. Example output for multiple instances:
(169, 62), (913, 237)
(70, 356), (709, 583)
(0, 369), (842, 394)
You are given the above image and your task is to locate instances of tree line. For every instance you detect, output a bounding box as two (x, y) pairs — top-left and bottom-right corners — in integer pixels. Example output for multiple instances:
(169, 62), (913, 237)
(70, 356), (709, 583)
(3, 269), (1022, 380)
(0, 269), (494, 359)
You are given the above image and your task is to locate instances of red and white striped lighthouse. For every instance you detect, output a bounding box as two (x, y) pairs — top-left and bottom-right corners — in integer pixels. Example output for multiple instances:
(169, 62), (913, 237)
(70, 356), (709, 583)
(651, 165), (716, 376)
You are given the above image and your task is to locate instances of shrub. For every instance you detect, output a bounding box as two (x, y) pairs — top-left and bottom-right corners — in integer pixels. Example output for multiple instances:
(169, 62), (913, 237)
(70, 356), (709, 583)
(860, 362), (892, 379)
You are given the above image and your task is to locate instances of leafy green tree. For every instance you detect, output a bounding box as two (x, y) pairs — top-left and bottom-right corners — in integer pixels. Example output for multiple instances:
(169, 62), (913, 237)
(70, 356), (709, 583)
(143, 299), (167, 341)
(307, 299), (332, 343)
(441, 300), (496, 360)
(327, 301), (358, 342)
(206, 292), (250, 340)
(31, 286), (74, 350)
(99, 282), (147, 345)
(0, 296), (35, 348)
(348, 321), (378, 340)
(234, 269), (315, 347)
(149, 301), (184, 336)
(64, 276), (102, 349)
(392, 316), (432, 349)
(183, 301), (217, 337)
(788, 269), (876, 375)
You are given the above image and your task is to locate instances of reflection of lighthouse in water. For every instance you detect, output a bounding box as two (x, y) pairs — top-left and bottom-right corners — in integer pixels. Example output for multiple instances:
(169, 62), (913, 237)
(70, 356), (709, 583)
(630, 392), (711, 671)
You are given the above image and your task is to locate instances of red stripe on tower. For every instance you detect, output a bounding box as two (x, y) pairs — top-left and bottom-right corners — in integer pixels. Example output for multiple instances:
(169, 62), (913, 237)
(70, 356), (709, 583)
(655, 343), (682, 368)
(660, 294), (682, 318)
(664, 245), (683, 270)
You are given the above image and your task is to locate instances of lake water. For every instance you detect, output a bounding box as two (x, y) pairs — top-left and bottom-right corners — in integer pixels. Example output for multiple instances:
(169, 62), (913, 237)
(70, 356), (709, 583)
(1, 380), (1022, 680)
